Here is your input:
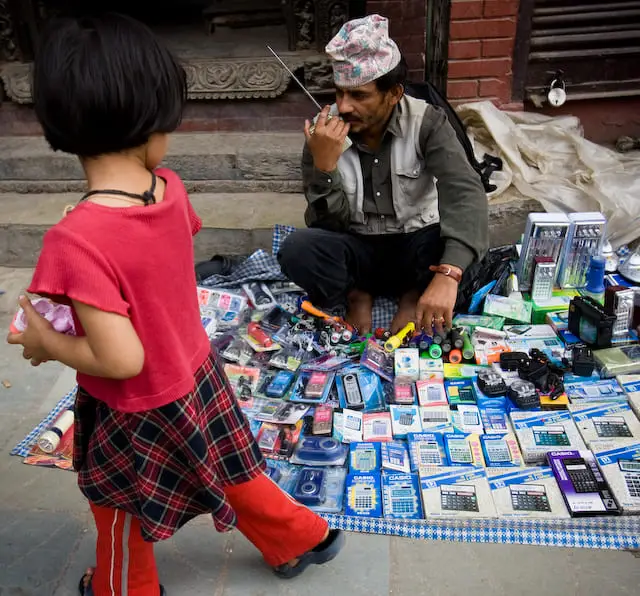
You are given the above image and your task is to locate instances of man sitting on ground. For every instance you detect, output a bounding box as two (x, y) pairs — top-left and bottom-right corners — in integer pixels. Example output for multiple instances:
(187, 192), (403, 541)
(278, 14), (488, 335)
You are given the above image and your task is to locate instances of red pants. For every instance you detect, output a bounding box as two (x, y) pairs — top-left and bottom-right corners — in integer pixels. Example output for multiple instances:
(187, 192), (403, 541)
(88, 474), (328, 596)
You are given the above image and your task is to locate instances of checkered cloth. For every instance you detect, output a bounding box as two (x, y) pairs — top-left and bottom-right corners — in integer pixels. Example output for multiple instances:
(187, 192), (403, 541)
(11, 387), (77, 457)
(202, 224), (398, 330)
(74, 352), (265, 541)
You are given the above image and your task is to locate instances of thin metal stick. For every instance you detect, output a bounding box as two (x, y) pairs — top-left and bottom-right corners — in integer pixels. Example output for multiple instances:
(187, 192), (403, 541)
(266, 45), (323, 110)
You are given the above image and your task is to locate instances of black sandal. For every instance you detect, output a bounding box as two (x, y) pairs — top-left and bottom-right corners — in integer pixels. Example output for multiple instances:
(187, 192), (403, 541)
(78, 571), (167, 595)
(272, 529), (345, 580)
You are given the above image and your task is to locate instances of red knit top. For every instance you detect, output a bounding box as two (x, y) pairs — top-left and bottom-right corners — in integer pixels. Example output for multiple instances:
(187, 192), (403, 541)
(28, 168), (210, 413)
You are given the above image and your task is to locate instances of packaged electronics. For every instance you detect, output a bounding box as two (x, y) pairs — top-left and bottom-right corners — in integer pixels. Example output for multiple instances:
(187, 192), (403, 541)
(594, 345), (640, 378)
(510, 410), (587, 464)
(416, 377), (448, 407)
(290, 436), (348, 466)
(487, 467), (570, 518)
(349, 442), (381, 474)
(381, 472), (424, 520)
(618, 375), (640, 419)
(292, 466), (346, 513)
(345, 473), (383, 517)
(557, 212), (606, 289)
(592, 440), (640, 514)
(394, 348), (420, 381)
(547, 450), (620, 517)
(563, 378), (626, 403)
(480, 433), (524, 467)
(444, 379), (477, 408)
(289, 371), (335, 404)
(419, 406), (454, 432)
(420, 466), (497, 518)
(452, 405), (484, 435)
(390, 405), (422, 438)
(381, 441), (411, 473)
(569, 402), (640, 446)
(362, 412), (393, 442)
(336, 369), (385, 411)
(443, 433), (485, 467)
(568, 296), (616, 349)
(407, 432), (449, 470)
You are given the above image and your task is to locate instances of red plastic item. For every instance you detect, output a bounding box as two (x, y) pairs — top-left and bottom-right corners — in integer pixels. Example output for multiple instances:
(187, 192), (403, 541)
(247, 322), (273, 347)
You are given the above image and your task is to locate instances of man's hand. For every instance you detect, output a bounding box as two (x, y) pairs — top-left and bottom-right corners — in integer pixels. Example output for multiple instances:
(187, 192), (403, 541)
(415, 266), (462, 336)
(7, 296), (55, 365)
(304, 105), (350, 173)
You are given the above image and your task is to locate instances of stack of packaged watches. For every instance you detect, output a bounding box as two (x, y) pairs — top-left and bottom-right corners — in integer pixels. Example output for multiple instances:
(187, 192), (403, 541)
(196, 211), (640, 521)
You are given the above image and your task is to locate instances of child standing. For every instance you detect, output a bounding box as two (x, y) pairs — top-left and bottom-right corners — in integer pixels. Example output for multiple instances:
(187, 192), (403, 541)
(7, 14), (344, 596)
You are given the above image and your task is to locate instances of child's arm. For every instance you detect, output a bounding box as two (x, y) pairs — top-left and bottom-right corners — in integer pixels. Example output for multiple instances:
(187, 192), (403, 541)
(8, 297), (144, 380)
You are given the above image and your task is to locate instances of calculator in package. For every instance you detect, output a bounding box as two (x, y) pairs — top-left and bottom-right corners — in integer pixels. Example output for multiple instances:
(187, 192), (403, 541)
(444, 379), (477, 408)
(487, 467), (570, 518)
(345, 473), (383, 518)
(381, 472), (424, 520)
(592, 440), (640, 514)
(407, 432), (448, 471)
(452, 404), (484, 435)
(443, 433), (485, 467)
(480, 408), (511, 434)
(420, 466), (497, 518)
(564, 378), (626, 403)
(419, 405), (454, 432)
(594, 345), (640, 378)
(341, 409), (364, 443)
(416, 378), (448, 407)
(381, 441), (411, 473)
(510, 410), (587, 464)
(349, 442), (381, 473)
(569, 402), (640, 447)
(362, 412), (393, 442)
(390, 405), (422, 438)
(547, 450), (620, 516)
(480, 433), (524, 467)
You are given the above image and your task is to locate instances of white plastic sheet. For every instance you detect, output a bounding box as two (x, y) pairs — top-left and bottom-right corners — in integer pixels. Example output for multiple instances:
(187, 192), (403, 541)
(457, 101), (640, 248)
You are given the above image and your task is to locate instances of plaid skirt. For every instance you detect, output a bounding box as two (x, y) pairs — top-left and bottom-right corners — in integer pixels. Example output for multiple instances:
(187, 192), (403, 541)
(73, 351), (265, 542)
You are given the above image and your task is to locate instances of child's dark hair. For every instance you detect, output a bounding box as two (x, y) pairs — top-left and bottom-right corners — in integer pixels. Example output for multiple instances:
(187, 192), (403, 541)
(375, 55), (408, 93)
(32, 13), (187, 157)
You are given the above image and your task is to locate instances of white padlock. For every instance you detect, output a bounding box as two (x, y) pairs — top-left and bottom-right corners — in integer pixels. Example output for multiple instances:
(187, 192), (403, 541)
(548, 78), (567, 107)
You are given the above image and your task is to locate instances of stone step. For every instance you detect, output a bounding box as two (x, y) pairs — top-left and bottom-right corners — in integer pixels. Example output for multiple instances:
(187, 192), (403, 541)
(0, 132), (305, 192)
(0, 190), (541, 268)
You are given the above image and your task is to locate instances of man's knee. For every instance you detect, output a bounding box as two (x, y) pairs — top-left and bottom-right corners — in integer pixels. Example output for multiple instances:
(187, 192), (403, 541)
(277, 229), (332, 272)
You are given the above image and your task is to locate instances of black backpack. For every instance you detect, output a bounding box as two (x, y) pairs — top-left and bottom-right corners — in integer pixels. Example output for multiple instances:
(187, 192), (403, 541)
(406, 81), (502, 193)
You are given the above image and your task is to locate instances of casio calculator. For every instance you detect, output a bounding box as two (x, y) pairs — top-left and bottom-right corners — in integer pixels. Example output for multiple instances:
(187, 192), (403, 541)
(398, 412), (415, 426)
(388, 483), (419, 516)
(619, 460), (640, 498)
(461, 409), (480, 427)
(353, 449), (377, 472)
(510, 485), (551, 512)
(415, 442), (444, 466)
(351, 483), (376, 513)
(447, 438), (474, 464)
(564, 458), (600, 493)
(422, 410), (450, 425)
(533, 426), (570, 447)
(485, 440), (512, 464)
(344, 414), (362, 432)
(593, 416), (632, 438)
(370, 420), (389, 436)
(440, 485), (479, 512)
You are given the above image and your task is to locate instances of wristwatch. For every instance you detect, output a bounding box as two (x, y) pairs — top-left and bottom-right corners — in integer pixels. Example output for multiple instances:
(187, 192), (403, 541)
(429, 264), (462, 283)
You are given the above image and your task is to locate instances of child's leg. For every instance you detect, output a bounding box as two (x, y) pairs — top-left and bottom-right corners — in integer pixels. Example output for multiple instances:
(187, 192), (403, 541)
(87, 502), (161, 596)
(224, 473), (329, 567)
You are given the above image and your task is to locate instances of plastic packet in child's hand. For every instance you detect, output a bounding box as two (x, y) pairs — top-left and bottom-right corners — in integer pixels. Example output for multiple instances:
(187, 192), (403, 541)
(361, 339), (394, 381)
(242, 282), (277, 311)
(10, 298), (76, 335)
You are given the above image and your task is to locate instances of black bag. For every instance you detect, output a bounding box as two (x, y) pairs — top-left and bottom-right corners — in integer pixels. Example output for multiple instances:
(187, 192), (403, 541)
(406, 81), (503, 193)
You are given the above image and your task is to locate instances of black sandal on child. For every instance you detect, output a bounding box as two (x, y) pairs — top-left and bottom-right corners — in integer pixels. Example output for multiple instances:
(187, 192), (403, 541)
(272, 529), (345, 580)
(78, 571), (167, 595)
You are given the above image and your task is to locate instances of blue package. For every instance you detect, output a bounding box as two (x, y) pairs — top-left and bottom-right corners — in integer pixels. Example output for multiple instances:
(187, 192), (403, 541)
(288, 371), (335, 404)
(480, 433), (523, 467)
(468, 280), (497, 314)
(381, 441), (411, 472)
(473, 379), (508, 410)
(381, 472), (424, 520)
(290, 436), (348, 466)
(480, 408), (510, 434)
(349, 442), (381, 473)
(345, 473), (383, 518)
(407, 432), (448, 470)
(336, 368), (385, 412)
(444, 433), (484, 467)
(564, 378), (626, 402)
